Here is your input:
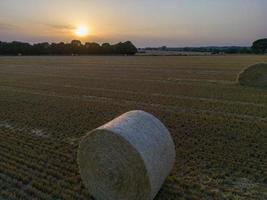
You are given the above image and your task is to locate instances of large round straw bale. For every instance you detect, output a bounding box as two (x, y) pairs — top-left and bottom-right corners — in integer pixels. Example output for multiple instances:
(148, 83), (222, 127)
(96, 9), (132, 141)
(78, 110), (176, 200)
(238, 63), (267, 89)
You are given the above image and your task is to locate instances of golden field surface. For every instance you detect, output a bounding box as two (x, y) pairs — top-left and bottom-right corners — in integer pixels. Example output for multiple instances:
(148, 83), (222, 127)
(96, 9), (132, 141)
(0, 55), (267, 200)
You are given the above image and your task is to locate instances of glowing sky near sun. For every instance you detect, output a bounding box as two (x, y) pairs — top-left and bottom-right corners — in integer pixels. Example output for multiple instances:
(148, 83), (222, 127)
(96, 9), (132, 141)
(0, 0), (266, 47)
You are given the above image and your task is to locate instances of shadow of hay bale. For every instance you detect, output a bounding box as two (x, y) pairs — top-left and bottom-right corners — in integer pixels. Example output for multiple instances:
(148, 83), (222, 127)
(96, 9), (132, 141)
(238, 63), (267, 89)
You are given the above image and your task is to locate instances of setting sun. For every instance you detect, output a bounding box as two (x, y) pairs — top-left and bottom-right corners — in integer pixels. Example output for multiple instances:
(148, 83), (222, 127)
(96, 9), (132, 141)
(74, 26), (89, 37)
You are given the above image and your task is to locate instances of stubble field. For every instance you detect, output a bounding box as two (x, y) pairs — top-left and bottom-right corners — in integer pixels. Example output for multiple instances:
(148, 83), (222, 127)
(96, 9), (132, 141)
(0, 55), (267, 200)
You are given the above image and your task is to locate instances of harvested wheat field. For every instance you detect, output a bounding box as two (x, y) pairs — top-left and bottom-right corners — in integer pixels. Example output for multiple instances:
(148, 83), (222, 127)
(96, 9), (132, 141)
(1, 55), (267, 200)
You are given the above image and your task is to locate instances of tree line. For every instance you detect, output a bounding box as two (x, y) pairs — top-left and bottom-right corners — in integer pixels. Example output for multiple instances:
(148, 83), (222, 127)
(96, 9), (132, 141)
(142, 38), (267, 55)
(143, 46), (253, 54)
(1, 38), (266, 56)
(0, 40), (138, 55)
(252, 38), (267, 54)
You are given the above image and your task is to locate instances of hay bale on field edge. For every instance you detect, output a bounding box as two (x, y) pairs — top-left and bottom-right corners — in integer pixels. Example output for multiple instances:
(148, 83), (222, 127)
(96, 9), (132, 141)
(77, 110), (176, 200)
(238, 63), (267, 89)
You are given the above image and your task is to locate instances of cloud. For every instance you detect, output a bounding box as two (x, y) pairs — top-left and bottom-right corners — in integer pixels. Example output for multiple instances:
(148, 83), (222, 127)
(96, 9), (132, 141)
(45, 23), (74, 30)
(0, 22), (18, 30)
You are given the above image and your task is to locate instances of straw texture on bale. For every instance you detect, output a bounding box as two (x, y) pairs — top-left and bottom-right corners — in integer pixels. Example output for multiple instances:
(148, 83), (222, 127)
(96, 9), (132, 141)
(78, 110), (176, 200)
(238, 63), (267, 89)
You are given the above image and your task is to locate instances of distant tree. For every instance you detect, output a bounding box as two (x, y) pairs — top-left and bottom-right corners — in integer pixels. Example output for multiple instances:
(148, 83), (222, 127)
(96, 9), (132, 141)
(101, 43), (112, 54)
(114, 41), (137, 55)
(85, 42), (101, 54)
(71, 40), (82, 47)
(32, 43), (50, 55)
(102, 43), (111, 48)
(160, 46), (167, 51)
(252, 38), (267, 54)
(70, 40), (82, 54)
(0, 40), (138, 55)
(1, 41), (32, 55)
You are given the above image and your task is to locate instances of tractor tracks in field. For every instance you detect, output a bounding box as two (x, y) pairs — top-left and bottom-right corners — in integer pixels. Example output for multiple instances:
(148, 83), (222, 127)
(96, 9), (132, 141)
(6, 82), (266, 107)
(51, 84), (266, 108)
(1, 86), (267, 123)
(87, 96), (267, 122)
(0, 71), (235, 85)
(1, 83), (265, 108)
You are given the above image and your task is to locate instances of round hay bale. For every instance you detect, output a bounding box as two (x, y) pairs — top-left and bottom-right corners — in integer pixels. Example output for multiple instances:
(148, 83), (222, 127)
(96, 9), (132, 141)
(78, 110), (176, 200)
(238, 63), (267, 89)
